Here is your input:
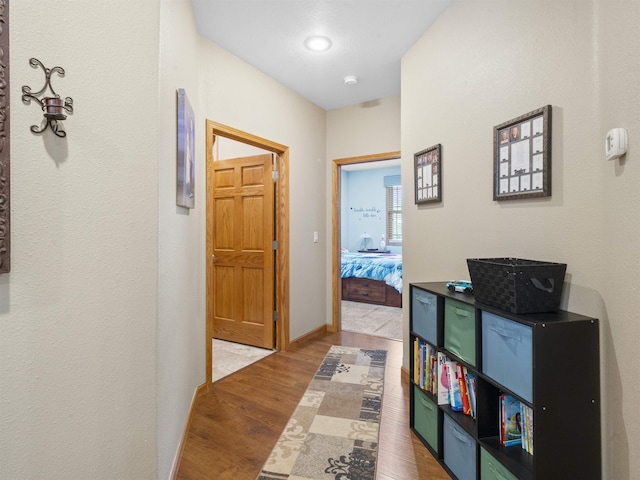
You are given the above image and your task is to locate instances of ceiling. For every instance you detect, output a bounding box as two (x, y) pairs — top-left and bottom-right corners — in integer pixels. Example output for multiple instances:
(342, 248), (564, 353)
(190, 0), (451, 111)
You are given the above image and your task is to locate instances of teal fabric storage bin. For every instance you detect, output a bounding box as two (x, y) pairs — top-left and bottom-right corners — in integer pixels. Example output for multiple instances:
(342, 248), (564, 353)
(482, 311), (533, 402)
(481, 447), (518, 480)
(443, 415), (476, 480)
(413, 385), (439, 453)
(444, 298), (476, 366)
(412, 288), (438, 344)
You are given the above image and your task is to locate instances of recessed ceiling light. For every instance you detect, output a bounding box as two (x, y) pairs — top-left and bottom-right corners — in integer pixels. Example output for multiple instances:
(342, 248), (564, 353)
(344, 75), (358, 86)
(304, 36), (332, 52)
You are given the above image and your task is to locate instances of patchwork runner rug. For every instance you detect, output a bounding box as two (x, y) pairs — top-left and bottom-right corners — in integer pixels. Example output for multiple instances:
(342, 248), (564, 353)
(257, 345), (388, 480)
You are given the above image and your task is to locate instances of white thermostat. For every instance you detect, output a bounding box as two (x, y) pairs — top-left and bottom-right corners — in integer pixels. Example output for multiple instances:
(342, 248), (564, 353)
(606, 128), (628, 161)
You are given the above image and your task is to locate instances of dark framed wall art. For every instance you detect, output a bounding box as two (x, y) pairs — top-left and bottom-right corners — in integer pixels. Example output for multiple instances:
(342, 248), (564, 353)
(414, 144), (441, 204)
(0, 0), (9, 273)
(177, 88), (195, 209)
(494, 105), (552, 201)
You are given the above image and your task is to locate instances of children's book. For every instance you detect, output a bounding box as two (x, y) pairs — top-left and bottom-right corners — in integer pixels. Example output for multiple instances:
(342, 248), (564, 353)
(528, 407), (534, 454)
(413, 338), (420, 385)
(446, 358), (463, 411)
(503, 395), (523, 446)
(437, 352), (449, 405)
(430, 352), (437, 394)
(456, 363), (471, 415)
(500, 396), (505, 444)
(523, 404), (533, 454)
(466, 372), (477, 418)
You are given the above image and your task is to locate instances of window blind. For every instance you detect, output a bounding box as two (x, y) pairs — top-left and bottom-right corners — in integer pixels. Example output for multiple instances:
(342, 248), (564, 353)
(386, 185), (402, 244)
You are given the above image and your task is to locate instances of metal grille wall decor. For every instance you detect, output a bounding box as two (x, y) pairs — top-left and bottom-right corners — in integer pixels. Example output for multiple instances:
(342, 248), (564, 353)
(0, 0), (9, 274)
(21, 57), (73, 138)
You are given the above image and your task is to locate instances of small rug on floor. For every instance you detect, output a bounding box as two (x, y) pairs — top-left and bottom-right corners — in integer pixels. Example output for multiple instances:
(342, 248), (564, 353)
(257, 345), (388, 480)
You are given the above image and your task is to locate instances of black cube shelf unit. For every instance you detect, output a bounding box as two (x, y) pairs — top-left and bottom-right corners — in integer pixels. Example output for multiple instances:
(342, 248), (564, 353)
(409, 282), (601, 480)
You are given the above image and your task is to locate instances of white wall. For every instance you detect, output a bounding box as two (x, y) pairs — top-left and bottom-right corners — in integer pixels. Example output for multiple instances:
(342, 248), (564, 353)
(326, 96), (401, 160)
(215, 136), (272, 159)
(401, 1), (639, 478)
(596, 2), (640, 479)
(157, 1), (204, 479)
(2, 1), (161, 479)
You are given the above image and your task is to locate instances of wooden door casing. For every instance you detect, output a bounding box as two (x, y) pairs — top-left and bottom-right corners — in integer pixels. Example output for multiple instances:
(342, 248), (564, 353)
(205, 120), (290, 388)
(331, 152), (401, 332)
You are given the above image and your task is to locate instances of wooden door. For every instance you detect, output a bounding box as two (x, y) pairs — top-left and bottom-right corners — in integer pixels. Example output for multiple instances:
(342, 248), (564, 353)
(209, 153), (275, 349)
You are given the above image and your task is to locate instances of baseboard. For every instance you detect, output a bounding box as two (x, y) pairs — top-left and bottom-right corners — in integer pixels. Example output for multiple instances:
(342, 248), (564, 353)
(289, 324), (328, 348)
(169, 382), (207, 480)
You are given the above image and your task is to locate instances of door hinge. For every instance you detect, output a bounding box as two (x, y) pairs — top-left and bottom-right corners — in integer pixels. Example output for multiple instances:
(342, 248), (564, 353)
(273, 311), (279, 322)
(272, 240), (279, 250)
(272, 170), (279, 182)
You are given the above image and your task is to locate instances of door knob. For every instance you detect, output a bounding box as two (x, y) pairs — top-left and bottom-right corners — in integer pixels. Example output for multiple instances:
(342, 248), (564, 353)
(211, 255), (216, 262)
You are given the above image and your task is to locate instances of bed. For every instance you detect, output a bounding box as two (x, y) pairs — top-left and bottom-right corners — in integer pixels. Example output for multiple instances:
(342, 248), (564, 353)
(341, 252), (403, 307)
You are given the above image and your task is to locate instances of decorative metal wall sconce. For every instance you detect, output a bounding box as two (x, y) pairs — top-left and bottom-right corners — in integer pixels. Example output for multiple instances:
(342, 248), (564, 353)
(21, 58), (73, 138)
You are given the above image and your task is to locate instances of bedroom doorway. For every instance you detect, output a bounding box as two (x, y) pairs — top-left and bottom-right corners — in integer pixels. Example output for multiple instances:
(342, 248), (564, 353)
(331, 151), (402, 338)
(205, 120), (290, 388)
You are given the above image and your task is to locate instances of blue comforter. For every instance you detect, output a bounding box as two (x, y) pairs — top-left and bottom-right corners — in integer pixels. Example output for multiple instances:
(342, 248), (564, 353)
(341, 252), (403, 293)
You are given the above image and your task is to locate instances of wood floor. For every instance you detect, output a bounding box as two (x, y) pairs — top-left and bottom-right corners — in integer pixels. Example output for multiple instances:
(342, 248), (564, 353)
(175, 331), (450, 480)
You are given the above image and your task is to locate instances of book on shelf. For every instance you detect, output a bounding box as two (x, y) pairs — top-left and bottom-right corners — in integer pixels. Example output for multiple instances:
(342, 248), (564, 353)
(519, 402), (534, 455)
(500, 395), (505, 444)
(499, 396), (534, 454)
(520, 403), (528, 453)
(413, 338), (439, 397)
(455, 363), (471, 416)
(528, 407), (534, 454)
(446, 358), (463, 412)
(419, 340), (424, 388)
(430, 351), (437, 393)
(436, 352), (449, 405)
(414, 338), (425, 388)
(427, 344), (436, 393)
(413, 337), (420, 385)
(413, 344), (479, 418)
(500, 394), (524, 447)
(465, 371), (477, 418)
(434, 354), (478, 416)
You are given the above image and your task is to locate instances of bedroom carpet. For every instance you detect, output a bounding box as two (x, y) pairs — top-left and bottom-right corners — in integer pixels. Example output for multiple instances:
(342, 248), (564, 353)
(212, 339), (275, 382)
(257, 345), (387, 480)
(341, 300), (403, 341)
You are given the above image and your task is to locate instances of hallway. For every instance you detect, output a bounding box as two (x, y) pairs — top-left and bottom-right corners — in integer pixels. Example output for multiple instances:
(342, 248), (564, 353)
(175, 331), (449, 480)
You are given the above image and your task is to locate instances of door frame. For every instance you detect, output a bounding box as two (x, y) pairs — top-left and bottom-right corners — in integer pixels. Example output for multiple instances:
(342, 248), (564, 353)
(206, 120), (290, 387)
(330, 151), (401, 333)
